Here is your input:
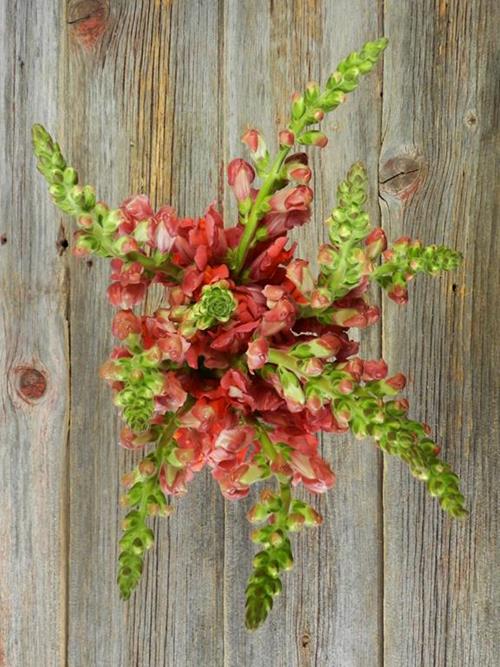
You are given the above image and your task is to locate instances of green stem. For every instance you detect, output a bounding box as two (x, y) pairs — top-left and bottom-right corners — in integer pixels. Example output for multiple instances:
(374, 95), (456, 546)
(157, 395), (195, 450)
(136, 477), (155, 520)
(158, 411), (181, 449)
(135, 406), (188, 519)
(279, 482), (292, 515)
(267, 348), (334, 396)
(233, 146), (289, 273)
(232, 119), (306, 275)
(126, 251), (181, 280)
(257, 425), (279, 462)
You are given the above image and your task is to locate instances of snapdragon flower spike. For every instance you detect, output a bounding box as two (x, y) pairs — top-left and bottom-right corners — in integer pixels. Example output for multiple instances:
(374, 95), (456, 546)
(33, 36), (467, 631)
(373, 238), (462, 304)
(230, 38), (389, 275)
(118, 416), (177, 599)
(245, 483), (325, 629)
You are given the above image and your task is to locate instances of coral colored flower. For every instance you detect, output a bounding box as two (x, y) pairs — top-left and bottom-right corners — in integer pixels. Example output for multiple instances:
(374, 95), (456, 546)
(386, 373), (406, 391)
(241, 128), (267, 161)
(173, 204), (227, 270)
(210, 321), (259, 355)
(154, 372), (187, 413)
(227, 159), (255, 202)
(159, 464), (193, 497)
(284, 153), (312, 184)
(269, 185), (313, 213)
(119, 426), (156, 450)
(112, 310), (142, 340)
(246, 337), (269, 370)
(290, 451), (336, 493)
(107, 259), (150, 308)
(362, 359), (388, 381)
(286, 259), (315, 299)
(365, 227), (387, 259)
(260, 297), (296, 336)
(148, 206), (176, 253)
(260, 186), (313, 239)
(279, 130), (295, 147)
(157, 333), (190, 364)
(107, 281), (148, 309)
(388, 285), (409, 304)
(220, 369), (255, 409)
(120, 194), (154, 228)
(211, 425), (255, 462)
(247, 237), (296, 283)
(211, 465), (251, 500)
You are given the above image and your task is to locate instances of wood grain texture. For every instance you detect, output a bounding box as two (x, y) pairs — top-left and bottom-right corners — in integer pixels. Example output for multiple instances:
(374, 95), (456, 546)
(223, 2), (384, 665)
(380, 1), (499, 665)
(61, 2), (132, 664)
(0, 1), (69, 665)
(61, 1), (224, 665)
(0, 0), (497, 665)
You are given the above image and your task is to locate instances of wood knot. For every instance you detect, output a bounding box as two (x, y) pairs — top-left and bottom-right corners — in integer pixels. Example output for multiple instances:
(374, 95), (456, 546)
(56, 223), (69, 255)
(67, 0), (109, 49)
(300, 631), (311, 649)
(464, 110), (478, 131)
(379, 150), (426, 203)
(0, 234), (7, 245)
(15, 367), (47, 402)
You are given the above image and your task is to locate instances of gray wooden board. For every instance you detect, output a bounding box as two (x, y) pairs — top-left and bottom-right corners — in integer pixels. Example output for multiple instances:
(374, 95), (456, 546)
(380, 1), (499, 666)
(0, 1), (69, 665)
(0, 0), (497, 665)
(61, 1), (224, 666)
(223, 2), (383, 666)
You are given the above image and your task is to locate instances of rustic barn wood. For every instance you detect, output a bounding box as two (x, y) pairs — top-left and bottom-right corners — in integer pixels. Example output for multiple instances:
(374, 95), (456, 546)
(380, 2), (498, 666)
(0, 1), (497, 666)
(0, 2), (70, 665)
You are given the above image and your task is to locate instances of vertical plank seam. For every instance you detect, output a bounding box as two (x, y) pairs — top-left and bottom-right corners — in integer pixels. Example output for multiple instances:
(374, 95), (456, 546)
(218, 0), (228, 663)
(59, 2), (71, 662)
(162, 2), (175, 657)
(378, 0), (386, 664)
(315, 14), (324, 663)
(62, 259), (72, 667)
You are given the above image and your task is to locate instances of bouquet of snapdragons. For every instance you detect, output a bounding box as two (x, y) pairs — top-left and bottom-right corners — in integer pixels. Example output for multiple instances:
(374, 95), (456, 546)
(33, 37), (466, 630)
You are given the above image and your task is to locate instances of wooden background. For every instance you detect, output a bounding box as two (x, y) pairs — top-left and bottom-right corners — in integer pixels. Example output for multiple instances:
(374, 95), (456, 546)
(0, 1), (498, 665)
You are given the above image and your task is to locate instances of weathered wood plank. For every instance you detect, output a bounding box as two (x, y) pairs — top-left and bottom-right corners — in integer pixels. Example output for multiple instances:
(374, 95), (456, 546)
(223, 2), (384, 664)
(61, 1), (224, 665)
(61, 2), (133, 664)
(380, 1), (498, 665)
(140, 2), (225, 665)
(0, 1), (69, 665)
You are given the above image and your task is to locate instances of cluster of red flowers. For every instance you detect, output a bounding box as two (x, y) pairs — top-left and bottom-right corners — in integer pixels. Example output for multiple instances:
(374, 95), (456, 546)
(102, 183), (382, 499)
(33, 36), (466, 630)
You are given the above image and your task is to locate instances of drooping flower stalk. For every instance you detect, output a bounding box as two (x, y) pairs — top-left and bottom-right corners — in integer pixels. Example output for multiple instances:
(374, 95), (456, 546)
(32, 36), (466, 631)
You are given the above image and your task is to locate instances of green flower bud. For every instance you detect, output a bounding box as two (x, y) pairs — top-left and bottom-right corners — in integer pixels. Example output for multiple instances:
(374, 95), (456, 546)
(304, 81), (320, 104)
(291, 92), (306, 120)
(297, 130), (328, 148)
(63, 167), (78, 185)
(189, 282), (237, 331)
(277, 367), (305, 406)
